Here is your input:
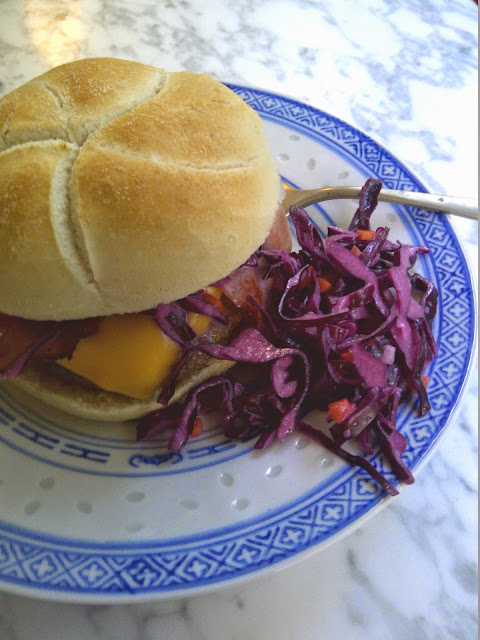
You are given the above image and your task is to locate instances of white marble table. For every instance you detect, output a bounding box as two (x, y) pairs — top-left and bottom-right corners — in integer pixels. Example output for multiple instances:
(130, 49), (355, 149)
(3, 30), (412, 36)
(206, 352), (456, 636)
(0, 1), (477, 638)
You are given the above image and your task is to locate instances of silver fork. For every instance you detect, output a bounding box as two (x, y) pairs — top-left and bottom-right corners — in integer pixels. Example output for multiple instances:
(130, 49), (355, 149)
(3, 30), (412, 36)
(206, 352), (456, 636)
(282, 185), (478, 221)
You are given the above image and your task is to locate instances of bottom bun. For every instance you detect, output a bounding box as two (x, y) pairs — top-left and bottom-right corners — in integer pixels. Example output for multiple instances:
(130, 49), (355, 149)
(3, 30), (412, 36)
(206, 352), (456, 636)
(4, 354), (235, 422)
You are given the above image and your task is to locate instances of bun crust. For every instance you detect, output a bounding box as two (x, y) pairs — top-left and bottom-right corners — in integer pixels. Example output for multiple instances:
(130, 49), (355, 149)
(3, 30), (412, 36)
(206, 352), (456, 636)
(0, 58), (280, 320)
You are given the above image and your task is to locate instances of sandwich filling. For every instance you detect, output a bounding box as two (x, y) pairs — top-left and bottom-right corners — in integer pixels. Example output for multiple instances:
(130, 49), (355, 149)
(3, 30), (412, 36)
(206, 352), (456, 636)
(0, 205), (292, 399)
(57, 311), (210, 400)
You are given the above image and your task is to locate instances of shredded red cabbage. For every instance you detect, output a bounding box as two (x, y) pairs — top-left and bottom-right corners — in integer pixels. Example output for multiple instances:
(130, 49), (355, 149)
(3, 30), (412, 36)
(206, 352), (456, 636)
(138, 178), (438, 496)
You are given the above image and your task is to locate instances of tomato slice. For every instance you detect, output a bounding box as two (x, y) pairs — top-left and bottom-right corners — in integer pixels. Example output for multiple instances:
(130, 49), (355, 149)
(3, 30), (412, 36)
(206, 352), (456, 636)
(0, 313), (100, 372)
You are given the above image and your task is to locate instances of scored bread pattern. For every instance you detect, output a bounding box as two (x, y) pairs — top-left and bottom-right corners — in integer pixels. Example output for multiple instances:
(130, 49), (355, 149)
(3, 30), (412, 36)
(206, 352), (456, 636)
(0, 61), (280, 320)
(0, 64), (167, 150)
(0, 85), (475, 599)
(0, 62), (167, 305)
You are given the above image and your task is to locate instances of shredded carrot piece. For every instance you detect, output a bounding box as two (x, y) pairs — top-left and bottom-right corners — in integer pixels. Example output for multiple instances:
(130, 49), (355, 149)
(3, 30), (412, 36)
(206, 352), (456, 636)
(317, 277), (333, 293)
(351, 245), (362, 257)
(421, 375), (430, 388)
(357, 230), (376, 241)
(328, 398), (356, 423)
(340, 350), (353, 362)
(191, 417), (204, 438)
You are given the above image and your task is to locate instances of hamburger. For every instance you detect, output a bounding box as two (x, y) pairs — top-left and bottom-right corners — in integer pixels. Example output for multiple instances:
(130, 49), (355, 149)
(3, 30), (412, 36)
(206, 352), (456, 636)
(0, 57), (291, 421)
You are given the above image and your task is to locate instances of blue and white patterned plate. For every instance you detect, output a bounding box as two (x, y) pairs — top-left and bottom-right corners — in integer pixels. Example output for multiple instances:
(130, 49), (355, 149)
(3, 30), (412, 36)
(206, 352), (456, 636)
(0, 87), (476, 602)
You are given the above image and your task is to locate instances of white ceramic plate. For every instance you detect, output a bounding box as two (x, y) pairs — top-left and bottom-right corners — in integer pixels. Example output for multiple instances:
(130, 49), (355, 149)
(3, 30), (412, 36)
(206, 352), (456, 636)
(0, 86), (476, 602)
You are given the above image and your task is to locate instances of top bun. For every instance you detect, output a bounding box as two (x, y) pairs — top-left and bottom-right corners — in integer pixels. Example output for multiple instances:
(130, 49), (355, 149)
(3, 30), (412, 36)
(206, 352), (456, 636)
(0, 58), (281, 320)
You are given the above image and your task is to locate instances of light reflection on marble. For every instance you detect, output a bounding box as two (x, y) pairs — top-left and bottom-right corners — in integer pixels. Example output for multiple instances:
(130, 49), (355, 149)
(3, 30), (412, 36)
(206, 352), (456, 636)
(0, 0), (477, 638)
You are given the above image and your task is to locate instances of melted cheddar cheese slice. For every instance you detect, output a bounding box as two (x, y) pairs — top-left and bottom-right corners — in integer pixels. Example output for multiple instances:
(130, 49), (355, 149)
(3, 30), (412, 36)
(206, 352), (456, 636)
(58, 312), (210, 400)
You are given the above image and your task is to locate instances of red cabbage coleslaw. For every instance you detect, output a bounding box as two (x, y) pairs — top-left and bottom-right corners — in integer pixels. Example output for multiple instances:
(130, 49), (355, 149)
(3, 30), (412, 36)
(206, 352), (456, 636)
(138, 178), (438, 496)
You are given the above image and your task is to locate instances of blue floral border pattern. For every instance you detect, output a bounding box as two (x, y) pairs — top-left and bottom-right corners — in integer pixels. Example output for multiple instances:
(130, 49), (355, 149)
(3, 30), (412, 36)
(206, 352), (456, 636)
(0, 87), (475, 598)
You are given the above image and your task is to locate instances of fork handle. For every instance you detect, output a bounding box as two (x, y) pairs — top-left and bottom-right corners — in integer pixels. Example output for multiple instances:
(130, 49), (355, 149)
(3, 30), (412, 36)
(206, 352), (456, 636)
(286, 186), (478, 221)
(378, 189), (478, 220)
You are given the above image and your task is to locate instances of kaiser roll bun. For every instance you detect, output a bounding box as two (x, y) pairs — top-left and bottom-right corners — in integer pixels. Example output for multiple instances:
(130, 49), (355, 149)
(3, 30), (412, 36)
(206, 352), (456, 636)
(0, 58), (281, 321)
